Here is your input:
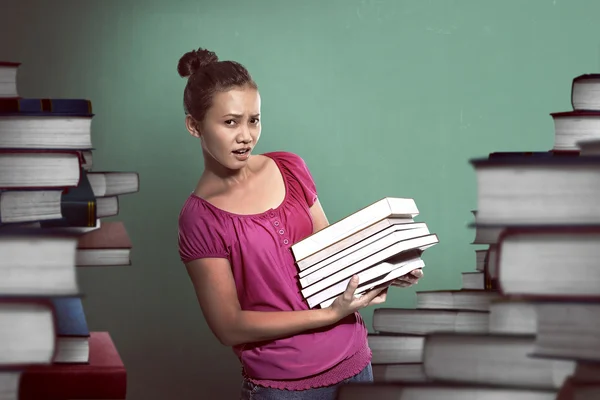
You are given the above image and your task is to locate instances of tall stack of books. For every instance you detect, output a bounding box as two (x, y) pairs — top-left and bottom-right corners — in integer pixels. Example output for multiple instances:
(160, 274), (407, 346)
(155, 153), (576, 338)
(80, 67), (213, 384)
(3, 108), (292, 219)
(335, 74), (600, 400)
(0, 60), (139, 399)
(361, 212), (500, 384)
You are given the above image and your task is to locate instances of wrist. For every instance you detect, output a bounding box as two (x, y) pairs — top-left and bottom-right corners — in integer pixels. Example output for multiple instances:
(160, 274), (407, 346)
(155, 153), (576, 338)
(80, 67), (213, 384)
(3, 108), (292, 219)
(321, 305), (341, 325)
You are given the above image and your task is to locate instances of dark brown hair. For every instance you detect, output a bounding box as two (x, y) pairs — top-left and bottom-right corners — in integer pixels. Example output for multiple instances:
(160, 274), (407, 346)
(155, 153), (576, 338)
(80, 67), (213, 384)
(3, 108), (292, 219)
(177, 47), (257, 123)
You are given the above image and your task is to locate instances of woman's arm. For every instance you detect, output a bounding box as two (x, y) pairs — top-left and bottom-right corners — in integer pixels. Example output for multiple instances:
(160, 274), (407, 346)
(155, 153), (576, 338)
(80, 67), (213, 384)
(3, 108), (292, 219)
(309, 198), (330, 233)
(185, 257), (340, 346)
(185, 198), (388, 347)
(186, 257), (387, 347)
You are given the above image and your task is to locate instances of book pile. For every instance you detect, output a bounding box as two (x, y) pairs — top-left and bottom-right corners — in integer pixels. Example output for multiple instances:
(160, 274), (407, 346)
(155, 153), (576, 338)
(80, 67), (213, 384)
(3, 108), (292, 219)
(290, 197), (439, 310)
(365, 222), (501, 384)
(336, 75), (600, 399)
(0, 61), (139, 399)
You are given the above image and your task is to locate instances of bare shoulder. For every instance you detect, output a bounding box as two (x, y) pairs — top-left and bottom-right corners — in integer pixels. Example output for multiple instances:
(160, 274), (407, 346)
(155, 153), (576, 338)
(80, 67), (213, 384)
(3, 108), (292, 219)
(252, 153), (282, 180)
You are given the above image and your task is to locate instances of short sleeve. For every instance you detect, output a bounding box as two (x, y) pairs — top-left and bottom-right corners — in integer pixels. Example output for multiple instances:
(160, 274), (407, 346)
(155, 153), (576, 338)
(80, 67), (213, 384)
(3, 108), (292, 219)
(269, 151), (318, 208)
(178, 198), (230, 263)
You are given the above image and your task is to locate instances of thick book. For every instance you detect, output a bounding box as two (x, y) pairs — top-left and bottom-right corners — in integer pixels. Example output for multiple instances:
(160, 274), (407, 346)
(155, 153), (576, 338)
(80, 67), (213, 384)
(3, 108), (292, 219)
(368, 334), (425, 364)
(550, 110), (600, 151)
(87, 171), (140, 197)
(423, 332), (575, 390)
(76, 221), (132, 267)
(0, 111), (93, 150)
(0, 189), (63, 223)
(19, 331), (127, 399)
(532, 301), (600, 364)
(0, 149), (83, 189)
(0, 298), (57, 368)
(571, 73), (600, 111)
(415, 290), (500, 312)
(372, 308), (489, 335)
(0, 227), (79, 296)
(488, 296), (539, 335)
(495, 226), (600, 298)
(461, 272), (485, 290)
(470, 155), (600, 226)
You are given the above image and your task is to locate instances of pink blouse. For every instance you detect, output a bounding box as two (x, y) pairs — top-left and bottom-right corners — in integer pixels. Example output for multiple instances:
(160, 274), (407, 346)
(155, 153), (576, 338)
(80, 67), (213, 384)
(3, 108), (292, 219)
(178, 151), (370, 390)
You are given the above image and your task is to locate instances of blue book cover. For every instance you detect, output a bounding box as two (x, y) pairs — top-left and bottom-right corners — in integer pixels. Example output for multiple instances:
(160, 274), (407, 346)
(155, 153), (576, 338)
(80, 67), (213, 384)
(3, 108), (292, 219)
(51, 296), (89, 337)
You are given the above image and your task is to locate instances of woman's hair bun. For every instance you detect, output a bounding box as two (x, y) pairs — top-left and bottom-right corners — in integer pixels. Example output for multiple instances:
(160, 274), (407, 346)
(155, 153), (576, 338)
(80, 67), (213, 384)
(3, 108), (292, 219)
(177, 48), (219, 78)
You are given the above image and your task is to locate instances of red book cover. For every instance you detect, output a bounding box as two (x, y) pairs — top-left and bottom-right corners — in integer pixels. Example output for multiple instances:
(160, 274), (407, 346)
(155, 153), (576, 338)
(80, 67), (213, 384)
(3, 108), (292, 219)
(77, 221), (132, 250)
(19, 331), (127, 399)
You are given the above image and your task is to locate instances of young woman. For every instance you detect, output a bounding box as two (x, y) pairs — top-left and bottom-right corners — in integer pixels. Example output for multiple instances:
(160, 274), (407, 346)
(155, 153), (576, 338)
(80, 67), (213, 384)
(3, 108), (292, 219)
(177, 47), (423, 399)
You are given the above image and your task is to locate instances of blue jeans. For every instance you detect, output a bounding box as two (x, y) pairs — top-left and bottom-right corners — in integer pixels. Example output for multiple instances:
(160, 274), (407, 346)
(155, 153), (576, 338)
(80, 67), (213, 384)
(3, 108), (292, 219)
(240, 363), (373, 399)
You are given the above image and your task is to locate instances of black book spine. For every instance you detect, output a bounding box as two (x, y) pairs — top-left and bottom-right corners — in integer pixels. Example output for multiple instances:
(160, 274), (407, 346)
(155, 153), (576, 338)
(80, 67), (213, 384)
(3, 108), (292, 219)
(40, 169), (97, 228)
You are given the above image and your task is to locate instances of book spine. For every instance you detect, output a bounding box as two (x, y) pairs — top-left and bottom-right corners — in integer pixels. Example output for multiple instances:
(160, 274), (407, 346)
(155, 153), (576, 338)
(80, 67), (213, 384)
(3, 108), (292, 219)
(40, 169), (97, 228)
(0, 98), (92, 114)
(59, 197), (96, 227)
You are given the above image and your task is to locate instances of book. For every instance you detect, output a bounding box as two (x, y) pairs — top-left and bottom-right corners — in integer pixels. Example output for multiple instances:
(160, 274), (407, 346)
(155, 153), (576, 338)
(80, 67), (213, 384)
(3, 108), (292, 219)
(290, 197), (419, 262)
(0, 62), (20, 98)
(0, 298), (57, 367)
(495, 226), (600, 297)
(299, 224), (430, 287)
(0, 149), (82, 189)
(296, 217), (418, 272)
(415, 290), (500, 312)
(337, 382), (557, 399)
(0, 59), (136, 399)
(571, 74), (600, 111)
(19, 332), (127, 400)
(75, 221), (132, 267)
(470, 155), (600, 226)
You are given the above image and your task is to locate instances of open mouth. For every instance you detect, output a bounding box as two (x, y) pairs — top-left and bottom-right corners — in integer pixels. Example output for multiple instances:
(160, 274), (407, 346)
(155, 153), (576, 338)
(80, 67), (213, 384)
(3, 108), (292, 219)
(232, 148), (250, 155)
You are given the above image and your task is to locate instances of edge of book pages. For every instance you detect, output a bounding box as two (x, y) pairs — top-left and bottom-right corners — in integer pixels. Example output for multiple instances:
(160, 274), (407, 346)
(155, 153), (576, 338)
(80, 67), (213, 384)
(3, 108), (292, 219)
(316, 257), (426, 308)
(297, 219), (425, 274)
(300, 226), (431, 288)
(291, 197), (419, 262)
(302, 234), (438, 299)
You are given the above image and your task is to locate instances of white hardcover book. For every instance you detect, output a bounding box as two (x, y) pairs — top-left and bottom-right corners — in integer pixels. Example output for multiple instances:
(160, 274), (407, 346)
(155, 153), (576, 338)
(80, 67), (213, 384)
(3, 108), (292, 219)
(290, 197), (419, 262)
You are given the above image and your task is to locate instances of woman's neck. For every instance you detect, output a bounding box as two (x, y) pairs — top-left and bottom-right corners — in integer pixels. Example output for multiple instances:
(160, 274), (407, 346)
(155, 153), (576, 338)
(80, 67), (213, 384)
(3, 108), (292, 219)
(202, 152), (255, 187)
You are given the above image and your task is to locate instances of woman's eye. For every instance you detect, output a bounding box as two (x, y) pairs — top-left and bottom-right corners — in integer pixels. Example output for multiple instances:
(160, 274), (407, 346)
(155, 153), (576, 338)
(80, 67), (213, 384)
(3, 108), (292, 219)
(225, 120), (235, 125)
(251, 118), (260, 124)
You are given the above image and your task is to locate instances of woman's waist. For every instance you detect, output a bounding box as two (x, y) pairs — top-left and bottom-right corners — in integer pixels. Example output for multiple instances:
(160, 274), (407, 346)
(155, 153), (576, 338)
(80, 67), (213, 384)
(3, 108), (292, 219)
(234, 314), (367, 380)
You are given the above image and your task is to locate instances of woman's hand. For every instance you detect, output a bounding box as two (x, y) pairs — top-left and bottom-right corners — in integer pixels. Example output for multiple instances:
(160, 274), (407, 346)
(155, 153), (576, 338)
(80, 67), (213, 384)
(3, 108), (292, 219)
(391, 268), (424, 287)
(328, 275), (390, 321)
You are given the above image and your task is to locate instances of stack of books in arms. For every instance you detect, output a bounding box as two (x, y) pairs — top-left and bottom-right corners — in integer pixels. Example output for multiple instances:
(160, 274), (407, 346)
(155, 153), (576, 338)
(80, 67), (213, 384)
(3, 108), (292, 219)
(0, 61), (139, 399)
(290, 197), (439, 310)
(335, 75), (600, 400)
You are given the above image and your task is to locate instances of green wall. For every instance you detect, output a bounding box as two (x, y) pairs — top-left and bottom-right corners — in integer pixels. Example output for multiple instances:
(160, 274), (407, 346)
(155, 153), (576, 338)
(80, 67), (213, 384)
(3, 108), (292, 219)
(2, 0), (598, 398)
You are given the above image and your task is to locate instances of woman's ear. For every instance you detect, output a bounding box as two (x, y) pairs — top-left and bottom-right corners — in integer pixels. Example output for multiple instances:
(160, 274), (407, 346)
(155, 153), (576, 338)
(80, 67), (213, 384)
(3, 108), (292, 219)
(185, 115), (201, 138)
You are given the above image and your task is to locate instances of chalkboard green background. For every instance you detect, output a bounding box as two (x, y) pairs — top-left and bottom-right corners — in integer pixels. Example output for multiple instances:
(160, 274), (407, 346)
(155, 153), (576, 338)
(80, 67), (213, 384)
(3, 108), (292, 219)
(2, 0), (598, 398)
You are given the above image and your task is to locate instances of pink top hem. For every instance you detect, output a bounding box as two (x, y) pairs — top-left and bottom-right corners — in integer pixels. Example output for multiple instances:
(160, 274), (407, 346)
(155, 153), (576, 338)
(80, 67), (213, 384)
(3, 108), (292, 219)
(243, 340), (372, 390)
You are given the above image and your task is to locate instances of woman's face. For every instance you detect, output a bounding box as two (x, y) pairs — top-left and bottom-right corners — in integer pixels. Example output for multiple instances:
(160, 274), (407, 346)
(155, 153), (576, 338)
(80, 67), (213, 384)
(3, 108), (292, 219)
(190, 85), (262, 171)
